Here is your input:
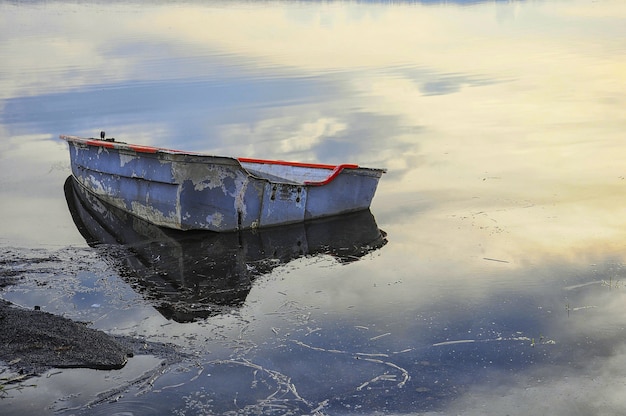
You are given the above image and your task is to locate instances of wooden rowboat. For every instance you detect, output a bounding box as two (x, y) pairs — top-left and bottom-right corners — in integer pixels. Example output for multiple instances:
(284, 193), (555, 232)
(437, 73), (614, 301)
(64, 175), (387, 321)
(60, 133), (386, 232)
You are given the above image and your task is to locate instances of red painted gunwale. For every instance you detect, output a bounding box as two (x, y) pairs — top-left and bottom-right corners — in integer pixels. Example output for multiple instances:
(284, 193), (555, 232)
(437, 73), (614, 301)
(75, 138), (189, 155)
(238, 157), (359, 186)
(60, 135), (360, 186)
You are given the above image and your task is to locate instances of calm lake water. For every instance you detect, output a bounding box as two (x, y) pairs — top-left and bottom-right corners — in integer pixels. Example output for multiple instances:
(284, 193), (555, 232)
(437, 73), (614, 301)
(2, 0), (626, 414)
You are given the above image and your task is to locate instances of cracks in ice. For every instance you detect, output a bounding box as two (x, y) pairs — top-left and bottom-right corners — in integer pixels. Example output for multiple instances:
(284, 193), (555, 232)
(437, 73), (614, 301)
(292, 339), (411, 390)
(207, 357), (328, 415)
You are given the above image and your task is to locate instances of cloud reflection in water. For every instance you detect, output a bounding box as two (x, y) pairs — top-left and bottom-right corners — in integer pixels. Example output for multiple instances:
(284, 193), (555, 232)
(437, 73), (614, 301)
(1, 0), (626, 414)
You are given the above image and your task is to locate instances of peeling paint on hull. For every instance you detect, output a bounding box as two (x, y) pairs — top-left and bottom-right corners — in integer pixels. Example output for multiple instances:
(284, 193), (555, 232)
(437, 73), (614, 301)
(64, 174), (388, 322)
(60, 135), (386, 232)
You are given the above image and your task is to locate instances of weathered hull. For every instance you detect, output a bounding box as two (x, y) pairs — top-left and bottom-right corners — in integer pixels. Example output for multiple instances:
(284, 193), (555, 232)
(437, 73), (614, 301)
(60, 135), (385, 231)
(64, 175), (387, 321)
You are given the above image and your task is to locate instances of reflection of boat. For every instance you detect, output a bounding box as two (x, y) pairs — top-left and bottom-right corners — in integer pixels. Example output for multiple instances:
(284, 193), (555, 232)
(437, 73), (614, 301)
(60, 134), (386, 232)
(64, 176), (387, 322)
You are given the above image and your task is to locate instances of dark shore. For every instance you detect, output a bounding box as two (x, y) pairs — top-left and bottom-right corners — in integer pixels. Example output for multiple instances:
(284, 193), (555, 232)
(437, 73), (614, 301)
(0, 299), (131, 375)
(0, 248), (182, 379)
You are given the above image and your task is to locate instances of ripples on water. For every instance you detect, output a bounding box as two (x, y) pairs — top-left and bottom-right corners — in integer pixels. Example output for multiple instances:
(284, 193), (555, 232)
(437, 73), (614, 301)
(1, 0), (626, 415)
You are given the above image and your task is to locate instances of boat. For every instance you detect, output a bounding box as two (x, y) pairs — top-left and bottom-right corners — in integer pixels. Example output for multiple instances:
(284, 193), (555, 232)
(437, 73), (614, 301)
(64, 176), (387, 321)
(60, 133), (386, 232)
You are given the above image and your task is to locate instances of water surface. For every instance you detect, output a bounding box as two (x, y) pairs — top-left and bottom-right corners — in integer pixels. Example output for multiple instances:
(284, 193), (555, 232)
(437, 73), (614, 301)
(2, 0), (626, 415)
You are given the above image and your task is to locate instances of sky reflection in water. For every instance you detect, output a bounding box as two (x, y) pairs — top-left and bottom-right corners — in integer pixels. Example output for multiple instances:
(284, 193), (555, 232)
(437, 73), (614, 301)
(1, 0), (626, 415)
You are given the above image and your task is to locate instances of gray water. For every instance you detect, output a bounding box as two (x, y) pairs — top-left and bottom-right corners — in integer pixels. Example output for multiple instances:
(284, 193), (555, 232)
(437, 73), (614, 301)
(2, 0), (626, 414)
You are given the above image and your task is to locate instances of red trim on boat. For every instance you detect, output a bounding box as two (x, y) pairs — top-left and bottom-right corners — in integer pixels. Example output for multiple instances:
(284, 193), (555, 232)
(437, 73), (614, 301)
(304, 164), (358, 186)
(127, 144), (159, 154)
(60, 136), (361, 185)
(83, 139), (116, 149)
(238, 157), (358, 171)
(61, 136), (197, 155)
(238, 157), (359, 186)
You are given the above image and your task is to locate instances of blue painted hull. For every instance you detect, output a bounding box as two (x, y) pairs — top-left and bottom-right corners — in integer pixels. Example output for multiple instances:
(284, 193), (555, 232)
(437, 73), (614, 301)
(61, 135), (385, 232)
(64, 175), (387, 321)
